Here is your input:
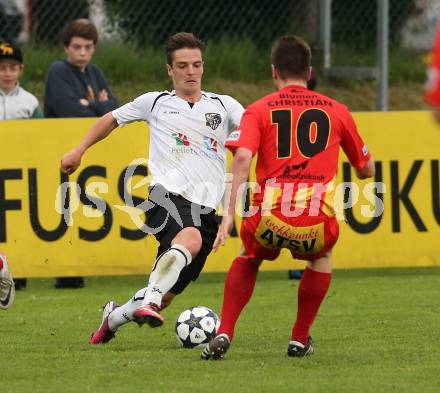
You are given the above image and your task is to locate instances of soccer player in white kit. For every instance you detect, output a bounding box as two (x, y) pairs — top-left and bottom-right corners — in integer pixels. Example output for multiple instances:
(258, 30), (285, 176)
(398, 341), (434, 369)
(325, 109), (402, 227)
(60, 32), (244, 344)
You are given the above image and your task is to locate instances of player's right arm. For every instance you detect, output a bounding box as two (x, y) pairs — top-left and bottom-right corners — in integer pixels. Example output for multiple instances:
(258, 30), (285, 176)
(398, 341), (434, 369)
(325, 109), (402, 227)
(213, 105), (262, 251)
(60, 92), (157, 174)
(61, 112), (118, 174)
(214, 147), (253, 251)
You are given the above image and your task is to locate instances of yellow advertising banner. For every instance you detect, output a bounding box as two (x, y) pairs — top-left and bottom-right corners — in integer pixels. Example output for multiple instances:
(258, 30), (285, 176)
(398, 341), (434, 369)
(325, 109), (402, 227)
(0, 112), (439, 277)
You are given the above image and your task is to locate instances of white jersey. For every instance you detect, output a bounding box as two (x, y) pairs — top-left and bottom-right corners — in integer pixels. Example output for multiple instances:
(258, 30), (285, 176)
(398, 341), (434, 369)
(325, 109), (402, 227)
(112, 90), (244, 209)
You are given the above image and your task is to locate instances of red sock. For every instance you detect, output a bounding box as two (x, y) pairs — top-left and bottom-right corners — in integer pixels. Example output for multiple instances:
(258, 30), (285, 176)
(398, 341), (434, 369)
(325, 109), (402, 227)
(217, 256), (259, 341)
(292, 267), (332, 345)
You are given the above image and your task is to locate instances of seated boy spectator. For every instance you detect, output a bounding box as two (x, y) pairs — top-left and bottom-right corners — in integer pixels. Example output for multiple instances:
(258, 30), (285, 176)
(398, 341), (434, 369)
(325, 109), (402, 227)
(0, 42), (43, 290)
(44, 19), (118, 288)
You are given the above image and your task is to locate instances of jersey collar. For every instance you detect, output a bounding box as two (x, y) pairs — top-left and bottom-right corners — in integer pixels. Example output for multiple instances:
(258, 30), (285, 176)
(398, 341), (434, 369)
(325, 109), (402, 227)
(281, 84), (308, 93)
(171, 90), (205, 105)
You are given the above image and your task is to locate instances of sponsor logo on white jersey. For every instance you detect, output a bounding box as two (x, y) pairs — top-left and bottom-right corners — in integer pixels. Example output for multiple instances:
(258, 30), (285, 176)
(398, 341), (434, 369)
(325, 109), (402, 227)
(203, 136), (218, 152)
(172, 132), (190, 146)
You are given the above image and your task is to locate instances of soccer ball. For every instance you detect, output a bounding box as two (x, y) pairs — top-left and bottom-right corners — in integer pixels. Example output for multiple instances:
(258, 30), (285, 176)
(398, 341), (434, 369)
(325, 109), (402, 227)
(175, 306), (220, 348)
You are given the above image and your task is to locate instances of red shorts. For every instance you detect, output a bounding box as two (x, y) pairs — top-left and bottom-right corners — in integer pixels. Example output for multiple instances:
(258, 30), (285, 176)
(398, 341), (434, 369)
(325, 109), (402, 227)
(240, 211), (339, 261)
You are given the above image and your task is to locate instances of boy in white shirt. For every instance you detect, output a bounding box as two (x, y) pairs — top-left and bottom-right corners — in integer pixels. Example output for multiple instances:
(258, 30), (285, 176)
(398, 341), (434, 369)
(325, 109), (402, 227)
(0, 43), (42, 120)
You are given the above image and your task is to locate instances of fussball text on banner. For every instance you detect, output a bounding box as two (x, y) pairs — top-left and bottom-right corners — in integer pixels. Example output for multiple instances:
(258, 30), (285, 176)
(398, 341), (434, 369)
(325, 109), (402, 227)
(0, 112), (439, 277)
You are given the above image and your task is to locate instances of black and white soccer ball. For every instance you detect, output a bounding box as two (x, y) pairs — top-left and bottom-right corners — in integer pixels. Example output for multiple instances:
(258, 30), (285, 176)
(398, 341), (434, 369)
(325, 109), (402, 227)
(175, 306), (220, 348)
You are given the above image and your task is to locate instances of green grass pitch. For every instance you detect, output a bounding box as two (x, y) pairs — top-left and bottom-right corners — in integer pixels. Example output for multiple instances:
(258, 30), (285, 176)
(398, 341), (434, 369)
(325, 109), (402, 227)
(1, 268), (439, 393)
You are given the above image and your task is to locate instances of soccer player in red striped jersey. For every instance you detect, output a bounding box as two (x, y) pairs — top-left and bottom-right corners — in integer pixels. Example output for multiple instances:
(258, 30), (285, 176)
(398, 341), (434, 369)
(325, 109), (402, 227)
(202, 35), (375, 360)
(426, 20), (440, 122)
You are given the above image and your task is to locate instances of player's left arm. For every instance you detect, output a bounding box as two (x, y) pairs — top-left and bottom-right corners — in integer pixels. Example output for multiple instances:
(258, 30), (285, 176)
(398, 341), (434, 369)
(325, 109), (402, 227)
(223, 95), (245, 132)
(340, 109), (375, 179)
(214, 147), (253, 251)
(355, 157), (375, 179)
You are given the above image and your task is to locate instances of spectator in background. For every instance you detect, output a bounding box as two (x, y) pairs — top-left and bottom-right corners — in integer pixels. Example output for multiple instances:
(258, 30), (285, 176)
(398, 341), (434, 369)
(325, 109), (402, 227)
(44, 18), (117, 118)
(0, 43), (43, 120)
(426, 21), (440, 121)
(1, 42), (43, 290)
(44, 19), (118, 288)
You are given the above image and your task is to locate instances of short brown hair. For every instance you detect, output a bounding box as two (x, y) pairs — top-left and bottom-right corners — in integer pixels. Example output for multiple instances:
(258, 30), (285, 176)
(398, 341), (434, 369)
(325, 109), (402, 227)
(62, 19), (98, 47)
(271, 35), (311, 80)
(166, 32), (204, 65)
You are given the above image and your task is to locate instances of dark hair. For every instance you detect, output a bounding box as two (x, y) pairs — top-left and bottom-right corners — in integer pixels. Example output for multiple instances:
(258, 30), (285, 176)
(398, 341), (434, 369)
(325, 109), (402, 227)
(62, 19), (98, 47)
(166, 32), (204, 65)
(271, 35), (311, 80)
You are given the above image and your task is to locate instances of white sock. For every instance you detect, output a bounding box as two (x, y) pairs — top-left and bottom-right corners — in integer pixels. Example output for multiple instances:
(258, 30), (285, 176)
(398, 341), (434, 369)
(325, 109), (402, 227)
(108, 287), (147, 331)
(107, 245), (192, 331)
(142, 244), (192, 307)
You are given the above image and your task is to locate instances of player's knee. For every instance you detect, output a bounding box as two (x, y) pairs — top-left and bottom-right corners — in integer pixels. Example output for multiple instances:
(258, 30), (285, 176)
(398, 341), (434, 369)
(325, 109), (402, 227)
(173, 227), (202, 257)
(236, 254), (262, 269)
(238, 248), (262, 267)
(307, 250), (332, 272)
(185, 236), (202, 256)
